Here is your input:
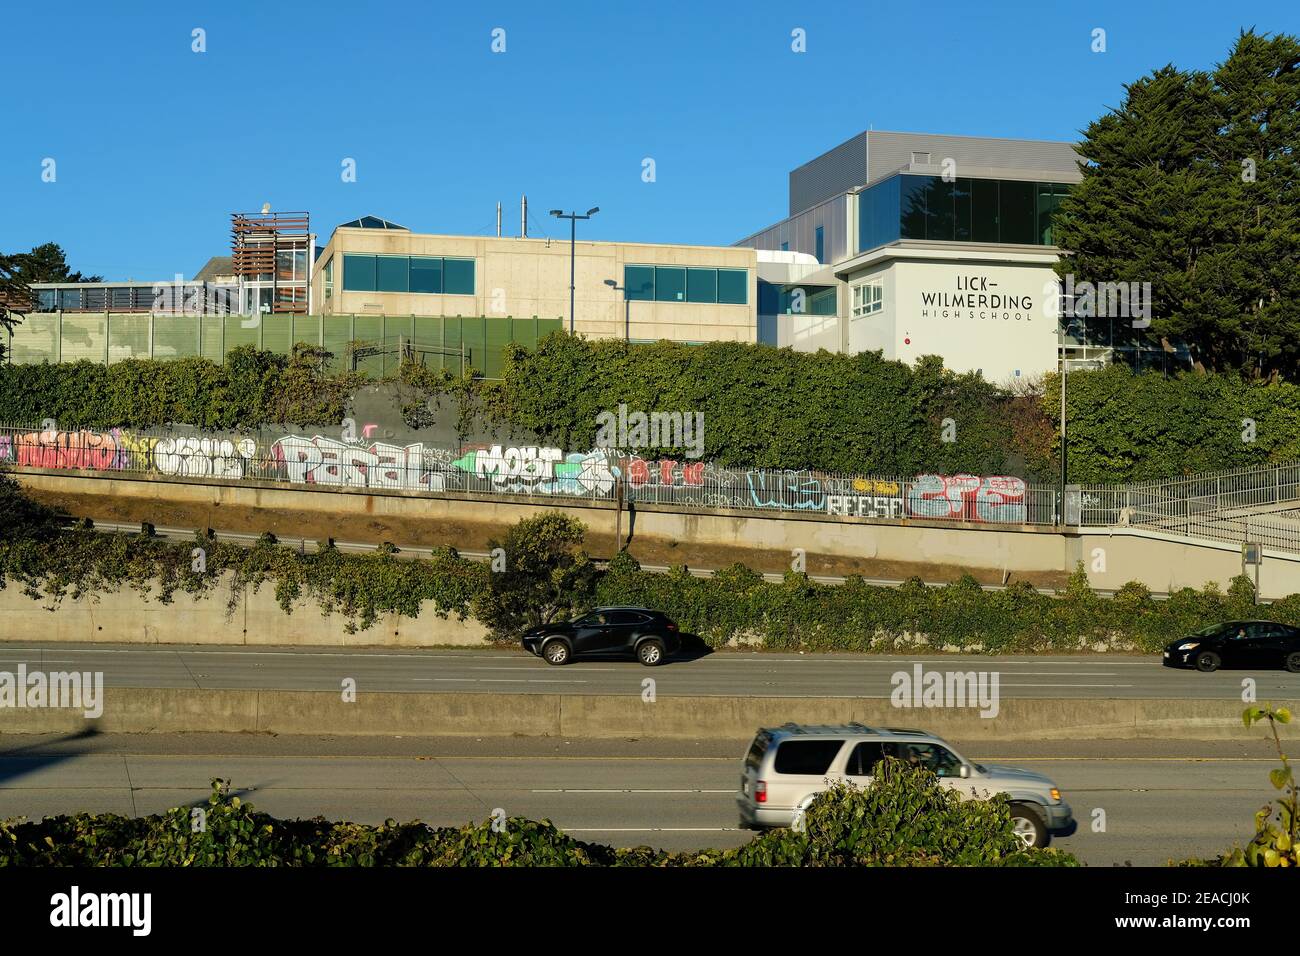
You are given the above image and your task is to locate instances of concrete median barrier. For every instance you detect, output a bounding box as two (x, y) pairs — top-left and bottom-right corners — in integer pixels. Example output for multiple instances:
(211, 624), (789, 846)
(2, 688), (1294, 740)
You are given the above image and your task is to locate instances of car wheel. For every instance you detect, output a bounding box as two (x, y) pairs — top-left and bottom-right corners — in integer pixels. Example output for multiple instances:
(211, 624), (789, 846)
(1195, 651), (1221, 673)
(1286, 651), (1300, 674)
(542, 640), (570, 665)
(637, 639), (666, 666)
(1010, 806), (1049, 849)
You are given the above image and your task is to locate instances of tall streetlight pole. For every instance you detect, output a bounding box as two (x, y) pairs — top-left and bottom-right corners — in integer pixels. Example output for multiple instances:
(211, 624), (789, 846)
(550, 207), (599, 333)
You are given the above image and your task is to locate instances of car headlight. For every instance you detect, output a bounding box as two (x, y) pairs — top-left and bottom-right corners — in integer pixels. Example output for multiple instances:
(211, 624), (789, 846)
(1050, 788), (1061, 802)
(1176, 641), (1200, 651)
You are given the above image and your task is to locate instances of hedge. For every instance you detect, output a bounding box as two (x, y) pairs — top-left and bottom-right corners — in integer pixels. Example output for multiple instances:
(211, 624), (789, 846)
(8, 337), (1300, 484)
(0, 472), (1282, 650)
(0, 770), (1077, 867)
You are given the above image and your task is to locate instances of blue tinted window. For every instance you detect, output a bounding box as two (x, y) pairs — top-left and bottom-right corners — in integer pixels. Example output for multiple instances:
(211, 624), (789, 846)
(38, 289), (58, 311)
(376, 256), (409, 292)
(443, 258), (475, 295)
(655, 267), (686, 302)
(814, 226), (824, 263)
(899, 175), (932, 240)
(410, 257), (443, 293)
(342, 254), (376, 292)
(59, 289), (82, 310)
(858, 175), (901, 252)
(717, 269), (747, 305)
(625, 266), (655, 300)
(925, 178), (955, 241)
(686, 268), (717, 303)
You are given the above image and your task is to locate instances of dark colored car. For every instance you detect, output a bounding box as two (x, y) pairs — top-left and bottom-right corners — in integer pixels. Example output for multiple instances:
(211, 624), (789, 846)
(1163, 621), (1300, 673)
(521, 607), (681, 666)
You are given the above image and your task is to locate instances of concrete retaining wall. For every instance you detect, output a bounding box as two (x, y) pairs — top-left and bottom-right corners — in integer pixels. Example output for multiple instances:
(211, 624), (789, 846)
(3, 687), (1293, 740)
(0, 571), (489, 647)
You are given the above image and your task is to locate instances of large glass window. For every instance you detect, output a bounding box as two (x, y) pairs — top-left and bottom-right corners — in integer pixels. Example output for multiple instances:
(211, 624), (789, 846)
(59, 289), (82, 310)
(342, 254), (376, 292)
(655, 267), (686, 302)
(343, 254), (472, 295)
(858, 174), (1071, 252)
(443, 257), (475, 295)
(686, 268), (717, 303)
(375, 256), (409, 293)
(624, 265), (748, 305)
(971, 179), (1000, 243)
(717, 268), (747, 304)
(37, 289), (58, 311)
(999, 180), (1037, 245)
(409, 257), (443, 294)
(626, 265), (655, 301)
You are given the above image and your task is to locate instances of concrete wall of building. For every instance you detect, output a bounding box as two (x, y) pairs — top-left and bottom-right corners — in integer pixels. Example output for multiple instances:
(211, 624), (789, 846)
(312, 229), (759, 345)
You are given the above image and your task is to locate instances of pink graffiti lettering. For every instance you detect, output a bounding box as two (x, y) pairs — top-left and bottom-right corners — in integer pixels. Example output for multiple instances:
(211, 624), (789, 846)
(15, 430), (119, 471)
(906, 475), (1028, 524)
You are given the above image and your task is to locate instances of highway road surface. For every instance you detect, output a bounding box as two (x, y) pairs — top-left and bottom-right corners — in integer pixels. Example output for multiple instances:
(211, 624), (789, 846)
(0, 734), (1278, 865)
(1, 642), (1298, 699)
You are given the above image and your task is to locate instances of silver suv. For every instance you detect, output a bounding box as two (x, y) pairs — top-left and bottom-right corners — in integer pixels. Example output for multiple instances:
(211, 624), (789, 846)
(735, 723), (1075, 848)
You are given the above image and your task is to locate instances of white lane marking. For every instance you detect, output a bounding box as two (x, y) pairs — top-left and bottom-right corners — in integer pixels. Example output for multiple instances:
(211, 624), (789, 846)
(532, 789), (733, 794)
(565, 827), (741, 833)
(412, 678), (587, 684)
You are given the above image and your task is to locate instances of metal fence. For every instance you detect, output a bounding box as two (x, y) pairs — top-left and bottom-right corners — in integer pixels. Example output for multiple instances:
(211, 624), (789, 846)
(0, 423), (1061, 527)
(1078, 460), (1300, 552)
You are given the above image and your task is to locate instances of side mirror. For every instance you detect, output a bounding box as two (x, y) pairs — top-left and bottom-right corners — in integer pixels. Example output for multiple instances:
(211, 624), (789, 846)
(959, 764), (971, 779)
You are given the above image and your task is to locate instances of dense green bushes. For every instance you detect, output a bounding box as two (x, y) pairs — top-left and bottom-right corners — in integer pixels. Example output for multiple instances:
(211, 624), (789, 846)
(0, 345), (361, 429)
(1046, 365), (1300, 482)
(9, 337), (1300, 483)
(494, 336), (1024, 475)
(0, 772), (1076, 867)
(595, 552), (1277, 654)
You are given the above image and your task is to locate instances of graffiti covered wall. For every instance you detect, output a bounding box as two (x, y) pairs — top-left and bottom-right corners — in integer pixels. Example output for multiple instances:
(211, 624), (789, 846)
(0, 425), (1040, 524)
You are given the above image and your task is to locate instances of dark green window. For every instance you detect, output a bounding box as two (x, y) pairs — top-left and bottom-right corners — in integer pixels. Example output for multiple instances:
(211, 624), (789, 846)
(999, 180), (1036, 245)
(655, 267), (686, 302)
(443, 258), (475, 295)
(1037, 182), (1068, 245)
(971, 179), (1000, 243)
(342, 254), (376, 292)
(686, 268), (717, 303)
(814, 226), (824, 263)
(376, 256), (409, 293)
(409, 257), (443, 294)
(717, 269), (747, 305)
(925, 178), (955, 241)
(626, 265), (655, 300)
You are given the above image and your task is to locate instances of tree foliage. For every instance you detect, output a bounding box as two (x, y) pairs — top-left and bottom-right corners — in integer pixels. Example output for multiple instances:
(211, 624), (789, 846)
(1055, 30), (1300, 376)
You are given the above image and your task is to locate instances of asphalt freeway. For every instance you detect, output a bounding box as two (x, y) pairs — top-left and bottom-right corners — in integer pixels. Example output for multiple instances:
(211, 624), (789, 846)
(0, 734), (1279, 865)
(1, 642), (1298, 699)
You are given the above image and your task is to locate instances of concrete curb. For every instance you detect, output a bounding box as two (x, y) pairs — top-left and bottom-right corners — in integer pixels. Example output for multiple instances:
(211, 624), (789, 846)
(1, 688), (1294, 740)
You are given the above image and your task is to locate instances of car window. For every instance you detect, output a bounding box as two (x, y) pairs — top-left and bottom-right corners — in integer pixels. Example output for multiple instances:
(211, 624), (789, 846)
(892, 742), (962, 777)
(773, 740), (844, 776)
(604, 611), (642, 625)
(1229, 626), (1253, 641)
(1194, 622), (1235, 637)
(573, 613), (604, 627)
(845, 742), (886, 777)
(744, 733), (770, 771)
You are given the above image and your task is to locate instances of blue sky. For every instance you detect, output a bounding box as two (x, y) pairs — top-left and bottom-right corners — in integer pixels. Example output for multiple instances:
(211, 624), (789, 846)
(3, 0), (1298, 280)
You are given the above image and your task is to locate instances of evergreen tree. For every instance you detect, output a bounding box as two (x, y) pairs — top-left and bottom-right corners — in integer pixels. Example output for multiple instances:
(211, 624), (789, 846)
(1055, 31), (1300, 376)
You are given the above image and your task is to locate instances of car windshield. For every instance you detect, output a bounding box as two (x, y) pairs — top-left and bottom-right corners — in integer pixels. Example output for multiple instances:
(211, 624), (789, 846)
(1192, 622), (1236, 638)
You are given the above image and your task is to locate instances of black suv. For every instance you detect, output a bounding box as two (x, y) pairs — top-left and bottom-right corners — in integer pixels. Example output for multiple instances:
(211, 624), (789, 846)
(521, 607), (681, 666)
(1163, 620), (1300, 672)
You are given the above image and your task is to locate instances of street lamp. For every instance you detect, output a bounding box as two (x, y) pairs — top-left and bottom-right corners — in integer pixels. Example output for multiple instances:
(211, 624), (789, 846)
(551, 206), (599, 333)
(604, 278), (629, 341)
